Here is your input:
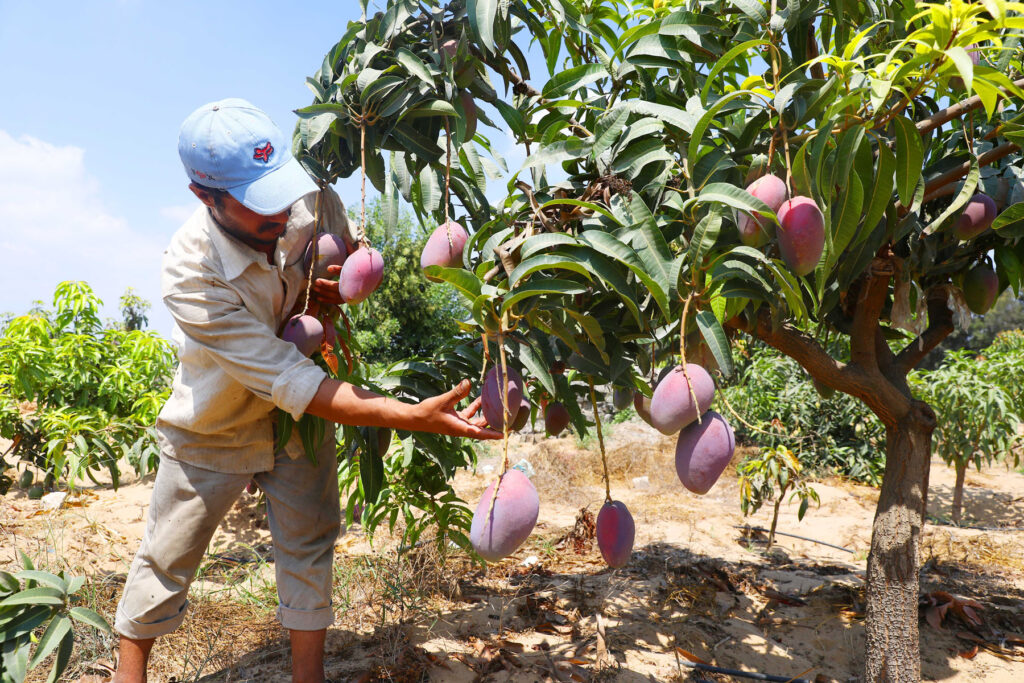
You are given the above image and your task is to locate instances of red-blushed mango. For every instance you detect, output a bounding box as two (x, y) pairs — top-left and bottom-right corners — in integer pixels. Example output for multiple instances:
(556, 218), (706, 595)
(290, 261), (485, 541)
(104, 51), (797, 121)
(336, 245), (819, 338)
(963, 263), (1000, 314)
(339, 247), (384, 304)
(633, 391), (654, 426)
(470, 469), (539, 562)
(955, 194), (998, 240)
(738, 175), (788, 247)
(421, 221), (469, 279)
(440, 38), (458, 60)
(650, 364), (716, 435)
(777, 197), (825, 277)
(596, 500), (635, 568)
(675, 411), (736, 495)
(510, 395), (532, 431)
(482, 365), (524, 430)
(612, 387), (632, 411)
(303, 233), (348, 281)
(281, 314), (324, 357)
(460, 91), (477, 141)
(544, 402), (571, 436)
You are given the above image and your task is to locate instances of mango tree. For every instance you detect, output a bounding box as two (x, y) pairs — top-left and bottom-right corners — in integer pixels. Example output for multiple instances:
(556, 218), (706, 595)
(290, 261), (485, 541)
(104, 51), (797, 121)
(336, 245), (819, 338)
(295, 0), (1024, 679)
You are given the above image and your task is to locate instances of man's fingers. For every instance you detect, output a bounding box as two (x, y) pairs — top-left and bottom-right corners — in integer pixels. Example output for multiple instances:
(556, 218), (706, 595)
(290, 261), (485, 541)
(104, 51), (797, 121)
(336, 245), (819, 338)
(326, 264), (342, 276)
(442, 379), (472, 407)
(461, 425), (502, 440)
(459, 395), (483, 420)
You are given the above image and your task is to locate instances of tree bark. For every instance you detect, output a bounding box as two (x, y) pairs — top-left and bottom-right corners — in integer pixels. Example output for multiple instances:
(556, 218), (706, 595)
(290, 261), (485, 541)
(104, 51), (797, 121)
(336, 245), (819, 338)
(951, 461), (967, 527)
(864, 401), (936, 683)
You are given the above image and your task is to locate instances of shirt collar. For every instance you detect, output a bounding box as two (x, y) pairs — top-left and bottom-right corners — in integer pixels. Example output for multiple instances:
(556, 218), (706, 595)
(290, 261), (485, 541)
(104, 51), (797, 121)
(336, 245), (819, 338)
(204, 209), (274, 281)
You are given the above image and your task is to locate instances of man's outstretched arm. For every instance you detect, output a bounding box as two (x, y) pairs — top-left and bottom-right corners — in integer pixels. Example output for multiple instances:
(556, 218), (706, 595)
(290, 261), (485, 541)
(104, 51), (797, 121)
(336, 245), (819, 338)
(305, 377), (502, 440)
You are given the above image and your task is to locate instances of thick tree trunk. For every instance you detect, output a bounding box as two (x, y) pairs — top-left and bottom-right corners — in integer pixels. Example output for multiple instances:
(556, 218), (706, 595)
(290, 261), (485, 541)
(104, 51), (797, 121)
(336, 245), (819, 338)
(951, 461), (967, 526)
(864, 401), (935, 682)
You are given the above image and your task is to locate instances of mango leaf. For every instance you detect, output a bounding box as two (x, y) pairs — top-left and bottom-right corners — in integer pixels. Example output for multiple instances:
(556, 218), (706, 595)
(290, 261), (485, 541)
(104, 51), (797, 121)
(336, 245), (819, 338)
(468, 0), (498, 53)
(695, 310), (734, 377)
(688, 90), (758, 170)
(699, 183), (776, 222)
(924, 156), (979, 235)
(68, 606), (111, 633)
(422, 266), (482, 302)
(829, 173), (864, 266)
(992, 202), (1024, 237)
(831, 127), (866, 192)
(0, 587), (64, 607)
(518, 340), (557, 397)
(509, 253), (595, 286)
(946, 46), (974, 93)
(592, 107), (631, 163)
(566, 310), (609, 363)
(520, 233), (581, 258)
(521, 138), (592, 171)
(539, 198), (622, 225)
(28, 614), (70, 670)
(500, 279), (588, 314)
(701, 41), (773, 103)
(893, 117), (924, 206)
(730, 0), (769, 22)
(859, 142), (896, 246)
(543, 63), (608, 98)
(579, 230), (671, 319)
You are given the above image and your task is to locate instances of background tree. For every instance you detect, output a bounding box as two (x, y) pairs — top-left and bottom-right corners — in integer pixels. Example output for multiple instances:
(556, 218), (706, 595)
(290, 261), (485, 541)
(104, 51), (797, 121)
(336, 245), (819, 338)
(295, 1), (1024, 679)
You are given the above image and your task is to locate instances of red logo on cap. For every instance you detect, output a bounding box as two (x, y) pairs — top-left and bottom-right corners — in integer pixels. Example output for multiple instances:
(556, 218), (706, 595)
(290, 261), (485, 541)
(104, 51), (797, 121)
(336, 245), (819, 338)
(253, 142), (274, 163)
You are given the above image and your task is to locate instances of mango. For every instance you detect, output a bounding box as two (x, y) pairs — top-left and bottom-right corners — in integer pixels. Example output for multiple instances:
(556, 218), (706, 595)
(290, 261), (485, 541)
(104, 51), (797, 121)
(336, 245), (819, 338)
(440, 38), (458, 60)
(963, 263), (999, 314)
(738, 175), (788, 247)
(544, 402), (571, 436)
(482, 365), (524, 430)
(470, 469), (539, 562)
(633, 391), (654, 426)
(18, 470), (33, 489)
(596, 500), (635, 568)
(612, 387), (632, 411)
(303, 233), (348, 281)
(675, 411), (735, 494)
(650, 364), (716, 435)
(955, 194), (998, 240)
(421, 221), (469, 279)
(777, 196), (825, 277)
(510, 395), (532, 431)
(339, 247), (384, 304)
(281, 314), (324, 356)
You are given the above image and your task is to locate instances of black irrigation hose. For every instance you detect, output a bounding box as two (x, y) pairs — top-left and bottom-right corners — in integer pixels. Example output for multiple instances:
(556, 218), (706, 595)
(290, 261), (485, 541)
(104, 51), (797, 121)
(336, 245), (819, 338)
(679, 660), (816, 682)
(734, 525), (855, 554)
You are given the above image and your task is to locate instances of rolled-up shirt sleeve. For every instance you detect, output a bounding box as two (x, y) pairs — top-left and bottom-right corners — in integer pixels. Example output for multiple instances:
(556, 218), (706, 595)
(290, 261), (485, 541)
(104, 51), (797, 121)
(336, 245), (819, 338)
(165, 286), (327, 420)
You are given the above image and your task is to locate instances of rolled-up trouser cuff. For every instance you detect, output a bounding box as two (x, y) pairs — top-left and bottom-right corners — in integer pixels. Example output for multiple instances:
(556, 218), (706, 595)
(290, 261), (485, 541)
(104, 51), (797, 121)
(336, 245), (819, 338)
(114, 600), (189, 640)
(276, 604), (335, 631)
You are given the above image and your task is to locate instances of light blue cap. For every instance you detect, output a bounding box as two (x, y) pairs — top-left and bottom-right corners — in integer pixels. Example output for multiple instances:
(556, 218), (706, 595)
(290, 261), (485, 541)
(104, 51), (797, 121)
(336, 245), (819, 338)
(178, 98), (317, 215)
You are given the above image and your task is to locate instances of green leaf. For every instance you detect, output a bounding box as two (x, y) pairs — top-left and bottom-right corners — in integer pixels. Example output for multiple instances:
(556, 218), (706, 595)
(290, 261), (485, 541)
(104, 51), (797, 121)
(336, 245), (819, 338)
(688, 91), (757, 171)
(395, 47), (433, 86)
(542, 63), (608, 98)
(2, 638), (29, 683)
(13, 572), (66, 594)
(992, 202), (1024, 237)
(0, 587), (64, 607)
(699, 183), (776, 222)
(44, 627), (74, 683)
(860, 142), (896, 244)
(509, 254), (595, 286)
(566, 310), (609, 363)
(701, 41), (772, 104)
(695, 311), (734, 377)
(831, 127), (866, 192)
(519, 341), (556, 397)
(893, 117), (924, 206)
(521, 138), (591, 171)
(539, 198), (621, 225)
(830, 173), (865, 262)
(592, 107), (630, 164)
(68, 606), (110, 633)
(421, 266), (482, 301)
(946, 46), (974, 93)
(500, 279), (588, 314)
(609, 100), (698, 134)
(467, 0), (498, 54)
(360, 439), (385, 505)
(924, 156), (979, 235)
(689, 207), (723, 270)
(520, 233), (581, 258)
(399, 100), (460, 120)
(730, 0), (769, 22)
(29, 613), (70, 670)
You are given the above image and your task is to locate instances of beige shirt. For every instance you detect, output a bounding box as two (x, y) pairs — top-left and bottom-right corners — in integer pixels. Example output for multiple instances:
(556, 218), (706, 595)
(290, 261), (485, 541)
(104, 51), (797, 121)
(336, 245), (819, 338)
(156, 191), (346, 474)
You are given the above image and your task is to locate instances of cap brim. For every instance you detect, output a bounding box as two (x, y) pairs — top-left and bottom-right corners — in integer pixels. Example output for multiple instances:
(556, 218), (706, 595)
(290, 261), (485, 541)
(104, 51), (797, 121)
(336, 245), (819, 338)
(227, 156), (318, 215)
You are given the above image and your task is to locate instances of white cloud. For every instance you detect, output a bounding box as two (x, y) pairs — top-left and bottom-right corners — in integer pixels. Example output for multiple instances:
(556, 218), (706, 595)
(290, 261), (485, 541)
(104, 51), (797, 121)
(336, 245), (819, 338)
(0, 131), (173, 337)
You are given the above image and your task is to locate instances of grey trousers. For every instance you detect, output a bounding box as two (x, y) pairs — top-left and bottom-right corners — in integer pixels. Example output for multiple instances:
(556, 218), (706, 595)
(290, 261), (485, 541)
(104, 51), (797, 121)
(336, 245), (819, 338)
(114, 441), (341, 639)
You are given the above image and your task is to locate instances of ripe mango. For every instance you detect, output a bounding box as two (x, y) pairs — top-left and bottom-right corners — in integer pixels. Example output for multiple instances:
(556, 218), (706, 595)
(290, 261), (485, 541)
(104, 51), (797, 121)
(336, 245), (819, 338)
(544, 402), (570, 436)
(612, 387), (632, 411)
(675, 411), (735, 495)
(596, 500), (635, 568)
(955, 194), (997, 241)
(510, 395), (532, 431)
(470, 469), (539, 562)
(339, 247), (384, 304)
(777, 196), (825, 277)
(482, 365), (524, 430)
(281, 314), (324, 356)
(738, 175), (787, 247)
(303, 233), (348, 281)
(633, 391), (654, 426)
(650, 364), (716, 435)
(421, 221), (469, 279)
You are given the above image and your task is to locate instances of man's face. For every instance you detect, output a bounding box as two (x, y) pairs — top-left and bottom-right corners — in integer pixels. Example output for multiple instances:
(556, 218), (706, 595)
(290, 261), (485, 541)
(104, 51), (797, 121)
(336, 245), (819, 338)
(189, 183), (290, 249)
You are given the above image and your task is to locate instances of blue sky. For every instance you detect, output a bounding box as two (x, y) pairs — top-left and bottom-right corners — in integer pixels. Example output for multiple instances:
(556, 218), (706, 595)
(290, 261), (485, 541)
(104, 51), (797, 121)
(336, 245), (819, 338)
(0, 1), (535, 338)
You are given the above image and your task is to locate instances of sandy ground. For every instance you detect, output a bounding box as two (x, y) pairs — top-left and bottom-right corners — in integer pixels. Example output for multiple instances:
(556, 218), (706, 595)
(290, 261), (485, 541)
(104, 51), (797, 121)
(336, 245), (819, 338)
(2, 421), (1023, 682)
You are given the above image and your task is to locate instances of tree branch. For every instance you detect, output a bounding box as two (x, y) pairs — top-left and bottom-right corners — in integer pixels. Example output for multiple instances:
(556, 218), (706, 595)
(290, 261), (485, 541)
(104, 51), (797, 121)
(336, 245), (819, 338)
(921, 142), (1019, 204)
(850, 257), (896, 368)
(896, 286), (955, 373)
(916, 77), (1024, 136)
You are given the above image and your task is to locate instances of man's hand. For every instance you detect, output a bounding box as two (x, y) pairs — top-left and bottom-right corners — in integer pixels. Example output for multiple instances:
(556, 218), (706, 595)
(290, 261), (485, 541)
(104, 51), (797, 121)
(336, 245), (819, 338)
(311, 264), (345, 311)
(412, 379), (502, 439)
(305, 377), (502, 440)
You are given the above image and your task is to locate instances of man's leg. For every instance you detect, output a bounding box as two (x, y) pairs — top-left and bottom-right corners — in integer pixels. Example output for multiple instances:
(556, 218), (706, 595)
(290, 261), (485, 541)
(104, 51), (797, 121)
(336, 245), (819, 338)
(256, 434), (341, 683)
(113, 456), (248, 683)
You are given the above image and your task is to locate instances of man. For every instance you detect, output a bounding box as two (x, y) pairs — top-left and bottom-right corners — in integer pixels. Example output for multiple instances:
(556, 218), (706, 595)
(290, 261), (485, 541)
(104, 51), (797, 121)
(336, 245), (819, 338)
(111, 99), (499, 683)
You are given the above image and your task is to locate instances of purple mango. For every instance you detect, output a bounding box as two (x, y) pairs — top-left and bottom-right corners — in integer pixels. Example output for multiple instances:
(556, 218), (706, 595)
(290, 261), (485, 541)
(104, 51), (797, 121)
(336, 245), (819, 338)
(650, 364), (716, 435)
(421, 221), (469, 279)
(339, 247), (384, 305)
(777, 197), (825, 277)
(738, 175), (788, 247)
(596, 500), (635, 568)
(675, 411), (736, 495)
(470, 470), (539, 562)
(281, 314), (324, 357)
